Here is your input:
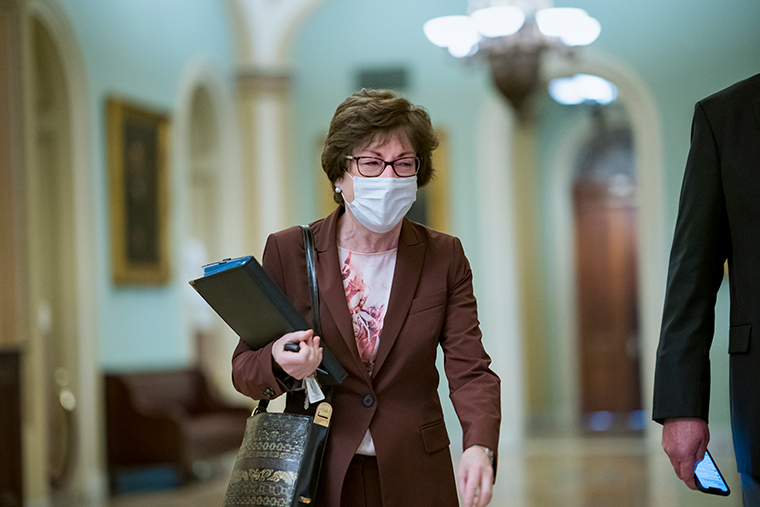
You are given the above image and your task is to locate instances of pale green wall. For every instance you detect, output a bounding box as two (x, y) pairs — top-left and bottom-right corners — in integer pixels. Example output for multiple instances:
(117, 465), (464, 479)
(51, 0), (759, 420)
(289, 0), (515, 447)
(290, 0), (494, 253)
(536, 0), (759, 429)
(290, 0), (760, 432)
(55, 0), (236, 370)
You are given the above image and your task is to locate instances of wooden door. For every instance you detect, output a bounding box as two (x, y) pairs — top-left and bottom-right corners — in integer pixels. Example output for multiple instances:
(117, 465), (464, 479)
(574, 180), (642, 432)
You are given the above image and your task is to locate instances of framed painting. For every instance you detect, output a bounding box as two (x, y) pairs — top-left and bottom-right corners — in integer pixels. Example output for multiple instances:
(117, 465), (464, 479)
(107, 98), (170, 285)
(407, 129), (450, 233)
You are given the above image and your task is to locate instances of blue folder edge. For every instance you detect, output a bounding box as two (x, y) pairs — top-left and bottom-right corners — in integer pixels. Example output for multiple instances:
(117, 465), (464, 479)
(202, 256), (251, 277)
(191, 255), (347, 386)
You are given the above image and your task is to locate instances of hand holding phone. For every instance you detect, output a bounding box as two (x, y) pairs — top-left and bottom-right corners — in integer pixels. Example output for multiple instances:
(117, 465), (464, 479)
(695, 449), (731, 496)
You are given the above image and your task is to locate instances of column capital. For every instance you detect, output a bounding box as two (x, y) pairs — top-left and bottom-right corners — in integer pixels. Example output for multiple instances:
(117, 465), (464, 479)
(237, 67), (292, 96)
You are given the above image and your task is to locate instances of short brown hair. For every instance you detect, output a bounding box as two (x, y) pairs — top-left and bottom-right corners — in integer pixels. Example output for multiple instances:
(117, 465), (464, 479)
(322, 89), (439, 204)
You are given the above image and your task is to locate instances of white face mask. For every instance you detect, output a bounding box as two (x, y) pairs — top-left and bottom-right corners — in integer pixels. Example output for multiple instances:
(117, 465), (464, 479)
(340, 174), (417, 233)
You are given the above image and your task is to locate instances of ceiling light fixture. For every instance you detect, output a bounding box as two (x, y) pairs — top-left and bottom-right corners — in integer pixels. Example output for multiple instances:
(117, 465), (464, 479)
(424, 0), (602, 121)
(548, 74), (617, 105)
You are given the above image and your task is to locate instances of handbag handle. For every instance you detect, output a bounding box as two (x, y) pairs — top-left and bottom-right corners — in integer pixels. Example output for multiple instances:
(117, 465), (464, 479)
(300, 225), (332, 404)
(258, 225), (323, 413)
(300, 224), (323, 338)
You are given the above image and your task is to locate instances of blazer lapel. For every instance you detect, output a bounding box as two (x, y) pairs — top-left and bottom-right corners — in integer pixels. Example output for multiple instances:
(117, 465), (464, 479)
(753, 98), (760, 132)
(314, 209), (370, 380)
(372, 219), (425, 378)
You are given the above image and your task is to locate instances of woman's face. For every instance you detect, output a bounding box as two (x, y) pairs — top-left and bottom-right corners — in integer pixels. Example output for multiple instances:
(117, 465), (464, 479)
(335, 134), (415, 204)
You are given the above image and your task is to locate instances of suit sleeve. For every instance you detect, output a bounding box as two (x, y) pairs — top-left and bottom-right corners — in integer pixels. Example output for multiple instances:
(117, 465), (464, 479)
(231, 233), (293, 400)
(440, 237), (501, 467)
(652, 102), (730, 423)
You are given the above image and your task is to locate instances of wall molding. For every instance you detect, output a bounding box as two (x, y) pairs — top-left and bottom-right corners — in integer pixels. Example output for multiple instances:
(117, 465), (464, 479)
(237, 67), (291, 96)
(24, 0), (104, 503)
(173, 57), (246, 399)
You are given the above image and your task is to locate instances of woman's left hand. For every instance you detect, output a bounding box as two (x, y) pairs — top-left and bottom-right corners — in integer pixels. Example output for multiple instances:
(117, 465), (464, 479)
(456, 446), (494, 507)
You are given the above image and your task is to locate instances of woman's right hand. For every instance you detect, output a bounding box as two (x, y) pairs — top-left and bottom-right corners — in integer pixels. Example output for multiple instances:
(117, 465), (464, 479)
(271, 330), (323, 380)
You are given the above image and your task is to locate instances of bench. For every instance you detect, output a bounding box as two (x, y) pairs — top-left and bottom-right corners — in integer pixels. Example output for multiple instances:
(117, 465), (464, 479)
(104, 368), (251, 491)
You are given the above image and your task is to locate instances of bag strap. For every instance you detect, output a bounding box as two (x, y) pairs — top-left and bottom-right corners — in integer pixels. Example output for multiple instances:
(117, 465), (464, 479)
(257, 225), (326, 415)
(300, 224), (332, 404)
(300, 225), (323, 338)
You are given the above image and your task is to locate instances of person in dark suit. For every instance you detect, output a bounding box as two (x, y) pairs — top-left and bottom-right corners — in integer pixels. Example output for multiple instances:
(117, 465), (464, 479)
(653, 73), (760, 505)
(232, 89), (501, 507)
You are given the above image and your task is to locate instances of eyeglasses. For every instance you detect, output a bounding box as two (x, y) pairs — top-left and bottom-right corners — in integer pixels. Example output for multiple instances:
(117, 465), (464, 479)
(345, 155), (421, 178)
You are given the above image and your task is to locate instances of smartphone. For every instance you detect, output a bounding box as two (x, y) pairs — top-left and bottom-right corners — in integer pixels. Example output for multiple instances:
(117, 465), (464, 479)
(695, 449), (731, 496)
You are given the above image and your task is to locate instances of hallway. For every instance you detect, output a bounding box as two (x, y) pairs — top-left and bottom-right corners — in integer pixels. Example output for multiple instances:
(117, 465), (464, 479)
(106, 436), (741, 507)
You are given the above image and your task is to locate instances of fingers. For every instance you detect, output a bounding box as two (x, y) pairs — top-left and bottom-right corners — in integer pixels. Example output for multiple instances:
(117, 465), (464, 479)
(477, 469), (494, 507)
(675, 443), (705, 491)
(296, 335), (322, 372)
(457, 447), (494, 507)
(661, 418), (709, 490)
(273, 329), (312, 352)
(674, 457), (699, 490)
(285, 329), (314, 345)
(460, 468), (492, 507)
(457, 462), (476, 507)
(301, 332), (320, 351)
(696, 439), (708, 464)
(271, 330), (322, 379)
(455, 454), (468, 504)
(667, 449), (698, 489)
(313, 335), (323, 363)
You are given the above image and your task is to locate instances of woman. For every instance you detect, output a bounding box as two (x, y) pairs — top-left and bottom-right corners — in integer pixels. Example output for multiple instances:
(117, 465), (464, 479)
(231, 89), (501, 507)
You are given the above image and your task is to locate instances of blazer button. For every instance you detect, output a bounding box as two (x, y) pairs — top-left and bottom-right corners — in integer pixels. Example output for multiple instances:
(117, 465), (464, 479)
(362, 394), (374, 407)
(264, 387), (275, 399)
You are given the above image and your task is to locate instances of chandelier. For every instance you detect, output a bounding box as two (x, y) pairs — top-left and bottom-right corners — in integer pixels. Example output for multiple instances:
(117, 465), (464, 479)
(424, 0), (602, 120)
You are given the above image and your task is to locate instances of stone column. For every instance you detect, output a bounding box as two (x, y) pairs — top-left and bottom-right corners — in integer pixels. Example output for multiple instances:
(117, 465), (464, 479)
(237, 69), (292, 257)
(511, 119), (549, 424)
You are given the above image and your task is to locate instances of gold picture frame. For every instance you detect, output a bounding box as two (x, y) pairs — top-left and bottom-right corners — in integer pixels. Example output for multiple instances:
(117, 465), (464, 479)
(107, 98), (170, 285)
(417, 129), (451, 234)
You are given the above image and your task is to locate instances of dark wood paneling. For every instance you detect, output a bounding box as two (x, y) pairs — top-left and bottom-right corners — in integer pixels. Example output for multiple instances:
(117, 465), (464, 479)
(0, 350), (22, 507)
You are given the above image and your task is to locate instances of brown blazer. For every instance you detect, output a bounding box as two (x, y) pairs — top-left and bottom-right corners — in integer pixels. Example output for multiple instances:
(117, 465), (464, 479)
(232, 208), (501, 506)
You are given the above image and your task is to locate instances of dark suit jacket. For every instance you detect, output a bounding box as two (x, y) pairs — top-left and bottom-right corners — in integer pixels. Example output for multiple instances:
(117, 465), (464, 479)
(232, 208), (501, 506)
(653, 73), (760, 476)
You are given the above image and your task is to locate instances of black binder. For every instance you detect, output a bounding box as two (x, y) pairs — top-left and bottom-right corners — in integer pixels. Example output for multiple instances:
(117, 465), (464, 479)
(189, 255), (347, 386)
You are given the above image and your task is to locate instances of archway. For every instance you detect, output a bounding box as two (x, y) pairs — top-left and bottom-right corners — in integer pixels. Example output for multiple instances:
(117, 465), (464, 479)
(571, 112), (643, 433)
(27, 16), (79, 505)
(25, 1), (100, 503)
(545, 55), (666, 435)
(186, 86), (224, 382)
(174, 60), (245, 401)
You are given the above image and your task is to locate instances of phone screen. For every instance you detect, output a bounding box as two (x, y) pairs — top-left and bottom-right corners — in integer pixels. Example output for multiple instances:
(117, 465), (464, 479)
(695, 450), (730, 496)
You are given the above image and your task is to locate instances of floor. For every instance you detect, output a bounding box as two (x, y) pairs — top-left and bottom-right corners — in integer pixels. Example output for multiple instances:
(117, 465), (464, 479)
(106, 436), (743, 507)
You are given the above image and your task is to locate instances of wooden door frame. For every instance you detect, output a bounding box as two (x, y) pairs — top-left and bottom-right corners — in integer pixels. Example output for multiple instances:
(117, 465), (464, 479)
(173, 58), (245, 402)
(0, 3), (27, 504)
(23, 1), (102, 503)
(0, 0), (26, 351)
(573, 180), (642, 427)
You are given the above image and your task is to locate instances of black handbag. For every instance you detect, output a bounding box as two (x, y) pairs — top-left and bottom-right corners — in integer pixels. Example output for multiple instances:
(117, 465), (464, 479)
(224, 225), (331, 507)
